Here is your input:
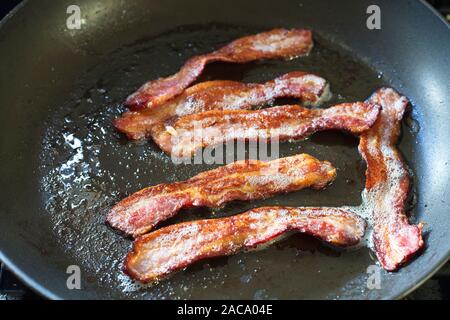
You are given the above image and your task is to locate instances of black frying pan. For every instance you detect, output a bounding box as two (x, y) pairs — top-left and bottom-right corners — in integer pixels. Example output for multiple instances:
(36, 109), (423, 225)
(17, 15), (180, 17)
(0, 0), (449, 300)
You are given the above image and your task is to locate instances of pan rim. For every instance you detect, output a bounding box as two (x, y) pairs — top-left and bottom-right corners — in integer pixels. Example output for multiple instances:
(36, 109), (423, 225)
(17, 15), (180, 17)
(0, 251), (61, 300)
(419, 0), (450, 30)
(0, 0), (449, 300)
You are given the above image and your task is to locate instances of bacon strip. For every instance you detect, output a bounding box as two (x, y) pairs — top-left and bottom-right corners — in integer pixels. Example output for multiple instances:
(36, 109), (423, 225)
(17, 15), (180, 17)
(124, 207), (366, 283)
(115, 72), (330, 140)
(107, 154), (336, 237)
(152, 102), (380, 158)
(125, 28), (313, 110)
(360, 88), (423, 271)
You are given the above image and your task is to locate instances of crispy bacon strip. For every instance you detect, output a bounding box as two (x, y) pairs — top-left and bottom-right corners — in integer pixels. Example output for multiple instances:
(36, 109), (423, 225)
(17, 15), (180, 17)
(360, 88), (424, 271)
(115, 72), (330, 140)
(107, 154), (336, 237)
(125, 28), (313, 110)
(152, 102), (380, 158)
(124, 206), (366, 283)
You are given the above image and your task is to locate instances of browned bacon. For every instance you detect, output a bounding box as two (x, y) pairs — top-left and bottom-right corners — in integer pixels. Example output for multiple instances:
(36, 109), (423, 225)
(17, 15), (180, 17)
(115, 72), (329, 140)
(124, 206), (366, 283)
(107, 154), (336, 237)
(151, 102), (380, 158)
(360, 88), (423, 271)
(125, 28), (313, 110)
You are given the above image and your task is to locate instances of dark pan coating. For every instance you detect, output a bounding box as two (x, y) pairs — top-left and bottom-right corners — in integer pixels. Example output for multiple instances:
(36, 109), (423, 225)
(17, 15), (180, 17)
(2, 0), (448, 299)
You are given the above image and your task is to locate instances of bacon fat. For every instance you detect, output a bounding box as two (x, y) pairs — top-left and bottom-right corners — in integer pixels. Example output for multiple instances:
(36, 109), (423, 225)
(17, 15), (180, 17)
(115, 72), (329, 140)
(125, 28), (313, 110)
(360, 88), (424, 271)
(152, 102), (380, 158)
(107, 154), (336, 237)
(124, 206), (366, 283)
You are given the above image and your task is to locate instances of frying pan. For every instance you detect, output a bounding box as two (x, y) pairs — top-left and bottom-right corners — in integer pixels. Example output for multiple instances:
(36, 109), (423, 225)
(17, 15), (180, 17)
(0, 0), (449, 300)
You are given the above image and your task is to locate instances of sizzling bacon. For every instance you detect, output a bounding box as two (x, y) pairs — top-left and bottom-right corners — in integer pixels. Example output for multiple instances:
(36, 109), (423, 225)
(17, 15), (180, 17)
(115, 72), (330, 140)
(125, 28), (313, 110)
(107, 154), (336, 237)
(124, 206), (366, 283)
(360, 88), (423, 271)
(152, 102), (380, 158)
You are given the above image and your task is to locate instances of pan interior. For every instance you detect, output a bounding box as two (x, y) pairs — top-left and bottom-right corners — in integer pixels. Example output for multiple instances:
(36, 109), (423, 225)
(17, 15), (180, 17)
(38, 24), (418, 299)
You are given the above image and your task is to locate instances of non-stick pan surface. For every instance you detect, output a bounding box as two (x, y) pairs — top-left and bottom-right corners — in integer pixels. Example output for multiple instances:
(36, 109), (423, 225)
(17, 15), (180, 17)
(0, 0), (449, 299)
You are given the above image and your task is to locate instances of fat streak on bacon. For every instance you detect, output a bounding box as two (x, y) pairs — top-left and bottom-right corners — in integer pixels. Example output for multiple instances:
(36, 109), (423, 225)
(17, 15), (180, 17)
(151, 102), (380, 158)
(107, 154), (336, 237)
(125, 28), (313, 110)
(124, 206), (366, 283)
(360, 88), (424, 271)
(115, 71), (329, 140)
